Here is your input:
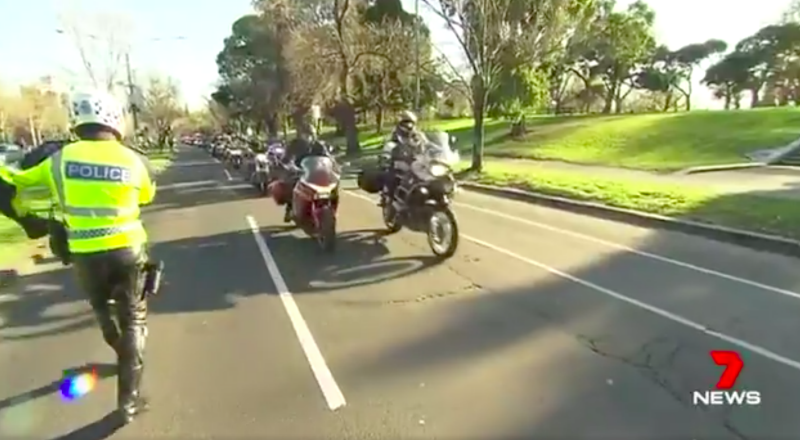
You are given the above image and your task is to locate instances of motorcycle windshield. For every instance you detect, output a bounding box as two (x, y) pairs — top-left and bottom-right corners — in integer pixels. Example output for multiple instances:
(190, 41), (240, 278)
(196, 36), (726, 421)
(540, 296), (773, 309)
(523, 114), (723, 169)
(423, 131), (459, 165)
(300, 156), (339, 186)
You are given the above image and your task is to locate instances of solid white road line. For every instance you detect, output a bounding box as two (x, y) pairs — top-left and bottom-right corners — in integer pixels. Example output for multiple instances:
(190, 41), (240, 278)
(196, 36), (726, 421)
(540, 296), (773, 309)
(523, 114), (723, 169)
(245, 215), (347, 411)
(167, 161), (219, 167)
(223, 169), (233, 181)
(453, 200), (800, 301)
(159, 180), (218, 190)
(344, 190), (800, 374)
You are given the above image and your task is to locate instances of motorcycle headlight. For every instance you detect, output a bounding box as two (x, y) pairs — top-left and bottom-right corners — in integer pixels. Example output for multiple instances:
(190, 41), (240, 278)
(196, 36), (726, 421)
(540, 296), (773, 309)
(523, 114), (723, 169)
(429, 163), (449, 177)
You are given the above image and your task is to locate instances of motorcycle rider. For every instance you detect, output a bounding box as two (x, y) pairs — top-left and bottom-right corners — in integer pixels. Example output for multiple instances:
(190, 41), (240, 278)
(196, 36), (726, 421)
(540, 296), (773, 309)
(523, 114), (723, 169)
(282, 125), (332, 222)
(3, 90), (156, 424)
(381, 110), (427, 205)
(390, 110), (426, 148)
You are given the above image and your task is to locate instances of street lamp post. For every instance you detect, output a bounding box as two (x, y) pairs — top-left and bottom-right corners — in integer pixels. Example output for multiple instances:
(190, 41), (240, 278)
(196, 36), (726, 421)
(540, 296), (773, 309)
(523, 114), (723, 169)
(124, 52), (140, 131)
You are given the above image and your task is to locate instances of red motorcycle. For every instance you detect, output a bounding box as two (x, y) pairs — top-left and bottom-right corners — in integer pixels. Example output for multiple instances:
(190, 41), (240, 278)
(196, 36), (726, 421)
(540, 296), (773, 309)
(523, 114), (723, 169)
(268, 155), (340, 252)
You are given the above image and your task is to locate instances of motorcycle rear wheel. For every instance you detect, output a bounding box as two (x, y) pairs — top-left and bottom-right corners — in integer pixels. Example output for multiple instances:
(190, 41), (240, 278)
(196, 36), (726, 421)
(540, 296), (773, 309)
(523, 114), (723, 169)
(317, 206), (337, 253)
(427, 206), (459, 258)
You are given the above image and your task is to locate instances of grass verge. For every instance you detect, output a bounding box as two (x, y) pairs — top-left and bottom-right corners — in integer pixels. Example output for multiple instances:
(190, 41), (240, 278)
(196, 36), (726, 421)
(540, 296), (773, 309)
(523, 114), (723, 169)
(146, 150), (175, 174)
(0, 218), (28, 266)
(465, 160), (800, 240)
(330, 107), (800, 171)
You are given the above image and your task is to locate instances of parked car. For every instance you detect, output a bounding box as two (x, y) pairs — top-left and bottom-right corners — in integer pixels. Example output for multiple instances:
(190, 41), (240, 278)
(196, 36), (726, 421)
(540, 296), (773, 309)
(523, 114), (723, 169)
(0, 143), (24, 166)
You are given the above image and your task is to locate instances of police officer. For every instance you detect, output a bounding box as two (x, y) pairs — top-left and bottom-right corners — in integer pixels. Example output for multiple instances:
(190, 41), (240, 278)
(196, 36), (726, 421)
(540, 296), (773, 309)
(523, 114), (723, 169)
(4, 90), (156, 424)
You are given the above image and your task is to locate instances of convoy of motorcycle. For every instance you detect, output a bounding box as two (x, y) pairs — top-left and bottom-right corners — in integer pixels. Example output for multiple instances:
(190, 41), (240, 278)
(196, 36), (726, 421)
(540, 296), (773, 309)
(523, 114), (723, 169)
(205, 129), (460, 258)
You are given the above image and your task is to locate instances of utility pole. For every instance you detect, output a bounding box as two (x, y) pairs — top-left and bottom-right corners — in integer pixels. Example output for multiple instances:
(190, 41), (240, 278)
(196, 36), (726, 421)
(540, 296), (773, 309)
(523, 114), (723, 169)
(414, 0), (421, 114)
(125, 52), (139, 131)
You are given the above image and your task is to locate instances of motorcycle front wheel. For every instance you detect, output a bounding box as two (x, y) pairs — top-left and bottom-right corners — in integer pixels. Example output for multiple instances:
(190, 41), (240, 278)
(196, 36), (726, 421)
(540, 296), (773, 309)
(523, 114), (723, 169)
(317, 206), (337, 253)
(427, 206), (459, 258)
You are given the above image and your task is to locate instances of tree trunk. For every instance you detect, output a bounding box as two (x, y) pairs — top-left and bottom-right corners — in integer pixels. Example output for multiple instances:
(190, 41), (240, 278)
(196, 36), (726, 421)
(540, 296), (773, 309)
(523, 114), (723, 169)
(749, 88), (759, 108)
(602, 82), (616, 114)
(471, 82), (487, 172)
(266, 113), (279, 136)
(375, 107), (384, 133)
(336, 67), (360, 155)
(336, 100), (359, 155)
(292, 106), (309, 134)
(662, 94), (672, 112)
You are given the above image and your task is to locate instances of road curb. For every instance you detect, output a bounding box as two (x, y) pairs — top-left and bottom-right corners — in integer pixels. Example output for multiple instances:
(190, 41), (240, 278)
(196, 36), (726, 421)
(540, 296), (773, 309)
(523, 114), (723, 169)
(677, 162), (766, 175)
(459, 181), (800, 258)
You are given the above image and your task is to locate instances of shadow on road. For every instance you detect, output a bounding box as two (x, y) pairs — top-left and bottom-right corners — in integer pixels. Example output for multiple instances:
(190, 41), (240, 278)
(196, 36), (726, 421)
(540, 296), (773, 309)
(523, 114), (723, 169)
(0, 265), (96, 343)
(0, 362), (116, 412)
(259, 226), (447, 294)
(50, 411), (122, 440)
(342, 214), (800, 438)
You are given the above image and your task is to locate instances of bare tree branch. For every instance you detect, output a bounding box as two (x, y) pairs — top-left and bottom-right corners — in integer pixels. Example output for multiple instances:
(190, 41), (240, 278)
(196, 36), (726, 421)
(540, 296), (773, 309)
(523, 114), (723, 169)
(57, 8), (132, 92)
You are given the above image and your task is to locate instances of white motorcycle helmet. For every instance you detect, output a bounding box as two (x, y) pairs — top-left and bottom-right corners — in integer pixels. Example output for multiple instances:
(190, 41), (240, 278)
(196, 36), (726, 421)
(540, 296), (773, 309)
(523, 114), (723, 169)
(68, 90), (126, 138)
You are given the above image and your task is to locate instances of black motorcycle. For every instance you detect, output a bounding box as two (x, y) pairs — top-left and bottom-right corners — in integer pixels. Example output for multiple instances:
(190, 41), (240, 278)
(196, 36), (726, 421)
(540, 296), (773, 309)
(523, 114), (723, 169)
(379, 132), (460, 258)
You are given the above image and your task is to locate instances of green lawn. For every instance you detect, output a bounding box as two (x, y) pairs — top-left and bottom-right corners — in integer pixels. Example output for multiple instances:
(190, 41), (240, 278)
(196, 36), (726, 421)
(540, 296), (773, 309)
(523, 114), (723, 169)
(0, 218), (28, 266)
(334, 108), (800, 171)
(147, 151), (175, 174)
(466, 160), (800, 239)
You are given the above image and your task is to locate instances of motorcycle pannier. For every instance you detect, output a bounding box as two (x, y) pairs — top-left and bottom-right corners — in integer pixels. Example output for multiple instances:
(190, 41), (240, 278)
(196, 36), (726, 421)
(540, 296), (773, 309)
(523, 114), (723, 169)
(357, 169), (383, 194)
(268, 180), (291, 205)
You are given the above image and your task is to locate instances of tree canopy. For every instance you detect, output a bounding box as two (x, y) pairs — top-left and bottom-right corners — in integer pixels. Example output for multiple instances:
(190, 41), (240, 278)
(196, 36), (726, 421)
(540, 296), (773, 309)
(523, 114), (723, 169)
(212, 0), (800, 170)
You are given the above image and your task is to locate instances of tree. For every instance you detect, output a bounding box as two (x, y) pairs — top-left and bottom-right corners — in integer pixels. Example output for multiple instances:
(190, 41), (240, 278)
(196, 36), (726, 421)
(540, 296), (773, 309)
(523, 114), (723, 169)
(665, 39), (728, 110)
(576, 0), (657, 114)
(355, 6), (437, 132)
(57, 9), (132, 91)
(139, 74), (183, 150)
(733, 23), (800, 107)
(702, 52), (750, 109)
(424, 0), (596, 170)
(635, 39), (726, 111)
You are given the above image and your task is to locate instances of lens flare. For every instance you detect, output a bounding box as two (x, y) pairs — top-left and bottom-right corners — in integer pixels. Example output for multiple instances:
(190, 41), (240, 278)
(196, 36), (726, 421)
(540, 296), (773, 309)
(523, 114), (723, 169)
(59, 369), (98, 402)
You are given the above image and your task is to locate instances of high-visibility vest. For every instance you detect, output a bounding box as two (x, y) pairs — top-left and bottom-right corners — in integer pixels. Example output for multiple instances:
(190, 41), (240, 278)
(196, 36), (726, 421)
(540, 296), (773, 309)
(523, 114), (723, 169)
(46, 140), (154, 254)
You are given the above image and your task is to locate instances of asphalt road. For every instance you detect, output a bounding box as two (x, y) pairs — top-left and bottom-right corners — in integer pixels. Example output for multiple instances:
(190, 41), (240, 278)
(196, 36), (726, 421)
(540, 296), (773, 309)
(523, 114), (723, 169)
(2, 146), (800, 439)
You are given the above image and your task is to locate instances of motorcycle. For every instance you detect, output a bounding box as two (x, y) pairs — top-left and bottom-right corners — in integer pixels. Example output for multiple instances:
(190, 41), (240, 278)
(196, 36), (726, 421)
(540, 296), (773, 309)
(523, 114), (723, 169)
(228, 149), (243, 169)
(290, 153), (341, 252)
(266, 142), (286, 178)
(251, 155), (270, 196)
(379, 131), (460, 258)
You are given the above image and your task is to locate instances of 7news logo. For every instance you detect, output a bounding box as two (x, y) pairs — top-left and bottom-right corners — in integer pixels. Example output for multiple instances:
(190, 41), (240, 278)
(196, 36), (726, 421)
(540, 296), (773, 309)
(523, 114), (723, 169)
(692, 350), (761, 406)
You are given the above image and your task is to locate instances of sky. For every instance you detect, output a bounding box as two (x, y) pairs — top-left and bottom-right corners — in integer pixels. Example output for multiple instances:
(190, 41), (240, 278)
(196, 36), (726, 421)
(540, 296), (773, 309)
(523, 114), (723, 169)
(0, 0), (792, 110)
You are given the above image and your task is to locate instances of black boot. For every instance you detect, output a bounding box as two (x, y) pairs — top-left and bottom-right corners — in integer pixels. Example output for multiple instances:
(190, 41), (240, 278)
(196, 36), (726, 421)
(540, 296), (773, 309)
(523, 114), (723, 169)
(117, 365), (148, 424)
(284, 204), (293, 223)
(116, 322), (148, 424)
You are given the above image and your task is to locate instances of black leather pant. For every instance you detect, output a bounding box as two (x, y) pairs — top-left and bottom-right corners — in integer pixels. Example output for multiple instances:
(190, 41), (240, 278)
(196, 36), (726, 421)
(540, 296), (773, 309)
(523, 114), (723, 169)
(73, 247), (148, 414)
